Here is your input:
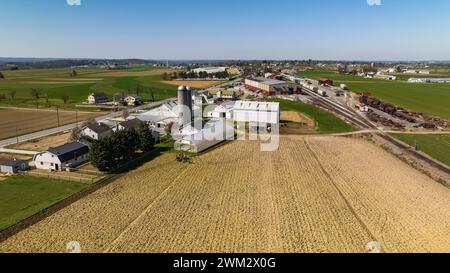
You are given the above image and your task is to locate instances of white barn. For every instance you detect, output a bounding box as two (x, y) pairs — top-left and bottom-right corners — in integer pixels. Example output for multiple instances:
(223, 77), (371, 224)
(136, 101), (200, 134)
(34, 142), (90, 172)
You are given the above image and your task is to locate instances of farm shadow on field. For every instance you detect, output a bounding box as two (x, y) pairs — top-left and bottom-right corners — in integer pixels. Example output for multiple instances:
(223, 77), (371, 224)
(111, 149), (164, 174)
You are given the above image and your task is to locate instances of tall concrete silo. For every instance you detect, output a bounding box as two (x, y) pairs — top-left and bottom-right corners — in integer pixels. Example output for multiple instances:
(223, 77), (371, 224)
(177, 86), (193, 128)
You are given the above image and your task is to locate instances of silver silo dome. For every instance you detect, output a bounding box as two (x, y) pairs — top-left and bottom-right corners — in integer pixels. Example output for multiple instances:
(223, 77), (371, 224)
(177, 85), (193, 128)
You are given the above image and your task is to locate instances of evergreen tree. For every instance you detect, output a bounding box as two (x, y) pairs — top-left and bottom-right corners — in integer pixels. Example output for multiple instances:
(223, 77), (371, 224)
(139, 123), (154, 152)
(89, 137), (117, 172)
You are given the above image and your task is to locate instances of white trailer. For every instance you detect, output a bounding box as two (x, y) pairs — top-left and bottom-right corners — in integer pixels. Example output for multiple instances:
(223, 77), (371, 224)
(318, 89), (327, 97)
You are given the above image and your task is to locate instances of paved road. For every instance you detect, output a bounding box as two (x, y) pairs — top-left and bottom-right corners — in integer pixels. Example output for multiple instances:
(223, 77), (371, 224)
(0, 148), (38, 156)
(0, 99), (174, 149)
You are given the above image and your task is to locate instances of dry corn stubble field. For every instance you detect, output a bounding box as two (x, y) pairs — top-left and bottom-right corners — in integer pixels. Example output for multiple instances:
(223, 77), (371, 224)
(0, 108), (101, 140)
(1, 136), (450, 253)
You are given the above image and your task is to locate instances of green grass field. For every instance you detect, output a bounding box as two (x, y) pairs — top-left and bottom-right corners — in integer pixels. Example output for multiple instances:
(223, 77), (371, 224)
(0, 175), (89, 231)
(272, 99), (356, 134)
(391, 133), (450, 167)
(297, 70), (450, 120)
(0, 67), (177, 109)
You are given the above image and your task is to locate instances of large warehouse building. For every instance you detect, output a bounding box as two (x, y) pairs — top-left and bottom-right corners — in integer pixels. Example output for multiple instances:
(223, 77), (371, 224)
(244, 78), (289, 96)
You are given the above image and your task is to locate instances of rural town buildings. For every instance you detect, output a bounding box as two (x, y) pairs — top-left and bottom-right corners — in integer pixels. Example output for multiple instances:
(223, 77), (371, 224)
(34, 142), (90, 172)
(192, 67), (228, 74)
(374, 74), (397, 80)
(408, 77), (450, 83)
(216, 90), (237, 100)
(319, 78), (334, 86)
(244, 78), (289, 96)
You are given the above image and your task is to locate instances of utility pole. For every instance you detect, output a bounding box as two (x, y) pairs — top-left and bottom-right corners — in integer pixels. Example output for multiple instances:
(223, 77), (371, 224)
(15, 125), (19, 144)
(75, 109), (78, 126)
(56, 107), (60, 127)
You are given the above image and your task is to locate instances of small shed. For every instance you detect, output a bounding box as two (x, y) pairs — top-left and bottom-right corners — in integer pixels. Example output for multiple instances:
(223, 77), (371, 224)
(0, 159), (29, 174)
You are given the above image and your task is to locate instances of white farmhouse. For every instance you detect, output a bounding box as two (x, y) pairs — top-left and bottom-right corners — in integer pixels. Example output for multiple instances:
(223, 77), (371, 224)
(124, 95), (143, 106)
(87, 92), (109, 105)
(82, 123), (113, 141)
(34, 142), (90, 172)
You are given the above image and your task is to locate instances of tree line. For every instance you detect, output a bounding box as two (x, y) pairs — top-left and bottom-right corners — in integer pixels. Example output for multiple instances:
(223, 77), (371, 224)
(162, 70), (229, 81)
(89, 124), (156, 172)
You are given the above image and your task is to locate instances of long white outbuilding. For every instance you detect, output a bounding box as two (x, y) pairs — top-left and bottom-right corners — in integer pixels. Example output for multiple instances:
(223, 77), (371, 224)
(233, 101), (280, 125)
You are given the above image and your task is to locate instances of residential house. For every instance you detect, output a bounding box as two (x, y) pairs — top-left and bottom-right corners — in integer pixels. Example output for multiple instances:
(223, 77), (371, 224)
(0, 159), (29, 174)
(82, 123), (113, 141)
(117, 118), (160, 142)
(117, 118), (145, 131)
(34, 142), (90, 172)
(124, 95), (143, 106)
(194, 91), (216, 105)
(88, 92), (109, 105)
(216, 90), (237, 100)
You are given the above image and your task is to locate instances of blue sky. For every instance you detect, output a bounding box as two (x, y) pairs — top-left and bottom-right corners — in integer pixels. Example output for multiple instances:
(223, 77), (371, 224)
(1, 0), (449, 60)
